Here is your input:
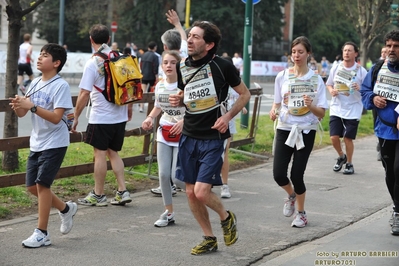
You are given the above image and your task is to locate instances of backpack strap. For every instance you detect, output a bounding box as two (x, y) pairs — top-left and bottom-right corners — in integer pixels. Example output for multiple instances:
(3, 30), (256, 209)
(372, 60), (384, 85)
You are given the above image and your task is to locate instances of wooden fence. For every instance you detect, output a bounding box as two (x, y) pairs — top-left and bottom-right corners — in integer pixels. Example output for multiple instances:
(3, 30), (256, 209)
(0, 87), (263, 188)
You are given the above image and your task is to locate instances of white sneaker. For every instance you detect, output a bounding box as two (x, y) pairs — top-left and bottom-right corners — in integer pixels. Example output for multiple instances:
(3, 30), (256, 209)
(283, 196), (296, 217)
(221, 185), (231, 198)
(151, 185), (177, 196)
(291, 211), (308, 228)
(154, 210), (175, 227)
(22, 229), (51, 248)
(59, 201), (78, 234)
(151, 186), (162, 195)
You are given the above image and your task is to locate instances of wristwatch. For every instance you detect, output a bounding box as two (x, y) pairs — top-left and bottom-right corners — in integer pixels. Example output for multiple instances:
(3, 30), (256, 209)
(30, 105), (37, 113)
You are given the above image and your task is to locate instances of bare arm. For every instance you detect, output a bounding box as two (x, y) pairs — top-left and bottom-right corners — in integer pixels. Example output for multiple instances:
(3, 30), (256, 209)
(212, 81), (251, 133)
(227, 81), (251, 120)
(141, 106), (162, 131)
(269, 102), (281, 121)
(9, 94), (64, 123)
(72, 89), (90, 132)
(166, 9), (187, 41)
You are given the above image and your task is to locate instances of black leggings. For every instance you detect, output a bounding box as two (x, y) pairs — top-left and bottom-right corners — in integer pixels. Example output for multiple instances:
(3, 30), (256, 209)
(379, 138), (399, 211)
(273, 129), (316, 195)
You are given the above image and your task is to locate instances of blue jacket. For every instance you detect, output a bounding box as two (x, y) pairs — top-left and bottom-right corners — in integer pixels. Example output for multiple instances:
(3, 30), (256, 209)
(361, 62), (399, 140)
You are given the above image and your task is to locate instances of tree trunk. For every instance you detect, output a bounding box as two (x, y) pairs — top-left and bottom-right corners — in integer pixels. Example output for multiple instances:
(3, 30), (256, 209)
(2, 0), (46, 171)
(2, 3), (23, 171)
(359, 39), (369, 69)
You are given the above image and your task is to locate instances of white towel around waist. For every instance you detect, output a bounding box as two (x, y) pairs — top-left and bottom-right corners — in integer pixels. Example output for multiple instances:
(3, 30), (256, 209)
(277, 121), (318, 150)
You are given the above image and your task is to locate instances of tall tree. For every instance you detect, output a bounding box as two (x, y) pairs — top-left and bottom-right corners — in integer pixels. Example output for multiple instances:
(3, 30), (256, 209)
(32, 0), (287, 58)
(294, 0), (359, 61)
(338, 0), (393, 67)
(2, 0), (46, 171)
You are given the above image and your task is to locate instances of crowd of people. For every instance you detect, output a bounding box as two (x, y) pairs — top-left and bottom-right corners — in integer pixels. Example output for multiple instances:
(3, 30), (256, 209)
(271, 31), (399, 237)
(11, 6), (399, 255)
(12, 9), (250, 255)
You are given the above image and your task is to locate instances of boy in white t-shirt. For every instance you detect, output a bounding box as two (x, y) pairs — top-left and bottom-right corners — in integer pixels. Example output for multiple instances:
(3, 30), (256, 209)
(10, 43), (77, 248)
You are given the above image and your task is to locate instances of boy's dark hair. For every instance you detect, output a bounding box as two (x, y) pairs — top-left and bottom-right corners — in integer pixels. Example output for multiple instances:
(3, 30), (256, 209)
(384, 30), (399, 43)
(191, 21), (221, 55)
(89, 24), (110, 45)
(123, 47), (131, 55)
(40, 43), (67, 73)
(148, 41), (157, 50)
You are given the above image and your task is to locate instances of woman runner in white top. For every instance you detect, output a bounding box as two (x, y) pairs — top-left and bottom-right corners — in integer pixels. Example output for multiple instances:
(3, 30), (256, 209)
(142, 50), (186, 227)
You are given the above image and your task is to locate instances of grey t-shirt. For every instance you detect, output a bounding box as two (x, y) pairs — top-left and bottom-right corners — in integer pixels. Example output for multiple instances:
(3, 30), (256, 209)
(26, 75), (73, 152)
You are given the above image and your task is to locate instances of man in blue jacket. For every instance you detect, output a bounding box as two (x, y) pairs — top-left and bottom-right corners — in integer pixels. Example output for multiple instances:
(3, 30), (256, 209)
(361, 29), (399, 236)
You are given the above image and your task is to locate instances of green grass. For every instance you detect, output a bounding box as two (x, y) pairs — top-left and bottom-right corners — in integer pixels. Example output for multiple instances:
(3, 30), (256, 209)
(0, 111), (375, 218)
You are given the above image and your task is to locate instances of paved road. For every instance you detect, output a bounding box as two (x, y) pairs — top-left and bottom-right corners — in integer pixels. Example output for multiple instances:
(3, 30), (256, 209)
(0, 135), (397, 266)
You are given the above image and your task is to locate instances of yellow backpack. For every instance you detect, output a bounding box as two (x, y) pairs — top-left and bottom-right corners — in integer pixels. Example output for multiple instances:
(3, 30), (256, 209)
(94, 51), (143, 105)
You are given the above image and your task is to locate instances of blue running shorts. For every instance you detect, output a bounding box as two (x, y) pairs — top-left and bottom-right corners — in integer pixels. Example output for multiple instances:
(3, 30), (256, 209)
(175, 135), (227, 185)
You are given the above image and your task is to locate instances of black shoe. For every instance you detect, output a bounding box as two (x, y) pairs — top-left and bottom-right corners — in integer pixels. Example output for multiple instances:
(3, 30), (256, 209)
(391, 212), (399, 235)
(333, 154), (347, 172)
(343, 163), (354, 175)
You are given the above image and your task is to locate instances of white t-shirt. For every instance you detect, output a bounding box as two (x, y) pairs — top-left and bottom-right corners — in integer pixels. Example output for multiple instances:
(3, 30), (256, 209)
(79, 46), (128, 124)
(18, 42), (31, 64)
(154, 80), (185, 147)
(227, 88), (240, 134)
(274, 68), (329, 130)
(232, 56), (243, 70)
(180, 40), (188, 58)
(26, 75), (73, 152)
(326, 63), (367, 119)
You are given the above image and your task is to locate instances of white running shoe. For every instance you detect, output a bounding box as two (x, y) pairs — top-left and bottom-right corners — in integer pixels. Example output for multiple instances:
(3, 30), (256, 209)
(151, 185), (177, 196)
(151, 186), (162, 195)
(154, 210), (175, 227)
(283, 196), (296, 217)
(22, 229), (51, 248)
(59, 201), (78, 234)
(291, 212), (308, 228)
(221, 185), (231, 198)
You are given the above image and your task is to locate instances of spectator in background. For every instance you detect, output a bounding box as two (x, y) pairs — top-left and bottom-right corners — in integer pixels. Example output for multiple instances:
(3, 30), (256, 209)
(123, 47), (131, 55)
(18, 33), (34, 94)
(232, 52), (243, 74)
(380, 46), (388, 61)
(366, 58), (373, 70)
(139, 41), (159, 113)
(125, 42), (137, 56)
(111, 42), (119, 52)
(320, 56), (330, 77)
(332, 54), (342, 68)
(309, 56), (318, 72)
(63, 44), (69, 52)
(281, 52), (288, 63)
